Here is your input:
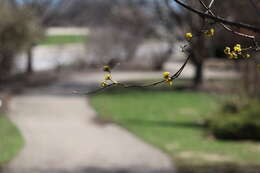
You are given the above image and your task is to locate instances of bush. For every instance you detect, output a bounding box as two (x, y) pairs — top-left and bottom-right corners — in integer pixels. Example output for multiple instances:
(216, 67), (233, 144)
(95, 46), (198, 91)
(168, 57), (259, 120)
(207, 99), (260, 140)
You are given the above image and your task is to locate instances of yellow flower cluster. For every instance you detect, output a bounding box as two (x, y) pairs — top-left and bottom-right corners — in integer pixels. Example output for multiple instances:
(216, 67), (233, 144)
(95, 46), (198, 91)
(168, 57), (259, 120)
(224, 44), (250, 59)
(100, 81), (108, 87)
(233, 44), (242, 53)
(100, 65), (117, 87)
(204, 28), (215, 37)
(224, 46), (237, 59)
(163, 72), (173, 86)
(185, 32), (193, 41)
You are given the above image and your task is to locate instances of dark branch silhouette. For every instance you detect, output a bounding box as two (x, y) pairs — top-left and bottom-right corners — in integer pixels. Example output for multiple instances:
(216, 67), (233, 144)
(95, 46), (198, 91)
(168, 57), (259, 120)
(172, 0), (260, 34)
(80, 55), (191, 95)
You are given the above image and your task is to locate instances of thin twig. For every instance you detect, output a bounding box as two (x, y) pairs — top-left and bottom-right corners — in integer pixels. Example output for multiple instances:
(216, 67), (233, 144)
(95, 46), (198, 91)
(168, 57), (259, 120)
(208, 0), (215, 9)
(172, 0), (260, 33)
(75, 83), (115, 95)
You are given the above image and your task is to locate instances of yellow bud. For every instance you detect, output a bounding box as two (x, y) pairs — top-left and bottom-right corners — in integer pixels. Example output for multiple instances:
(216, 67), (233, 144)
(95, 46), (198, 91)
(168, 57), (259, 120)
(258, 64), (260, 72)
(100, 81), (108, 87)
(245, 54), (251, 59)
(163, 72), (170, 79)
(103, 65), (110, 72)
(168, 80), (173, 86)
(224, 47), (231, 55)
(165, 78), (173, 86)
(104, 74), (112, 80)
(204, 28), (215, 37)
(185, 32), (193, 40)
(234, 44), (242, 53)
(235, 44), (241, 48)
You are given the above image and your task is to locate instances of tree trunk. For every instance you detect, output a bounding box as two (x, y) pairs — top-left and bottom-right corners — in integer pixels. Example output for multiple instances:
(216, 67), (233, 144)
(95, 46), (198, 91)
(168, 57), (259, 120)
(193, 61), (203, 87)
(26, 46), (33, 74)
(190, 35), (206, 88)
(0, 51), (14, 81)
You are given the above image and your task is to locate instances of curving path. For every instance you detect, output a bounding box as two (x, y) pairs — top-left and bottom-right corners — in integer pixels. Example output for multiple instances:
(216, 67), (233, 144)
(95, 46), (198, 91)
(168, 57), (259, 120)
(3, 95), (174, 173)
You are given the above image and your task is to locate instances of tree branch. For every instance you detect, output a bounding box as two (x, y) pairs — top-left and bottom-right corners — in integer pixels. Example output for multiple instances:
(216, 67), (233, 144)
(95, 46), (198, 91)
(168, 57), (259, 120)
(79, 55), (191, 95)
(172, 0), (260, 34)
(197, 0), (259, 48)
(208, 0), (215, 9)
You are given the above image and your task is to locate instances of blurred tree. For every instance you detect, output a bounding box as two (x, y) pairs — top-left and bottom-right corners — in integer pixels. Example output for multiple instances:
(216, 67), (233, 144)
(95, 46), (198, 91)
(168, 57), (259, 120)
(17, 0), (65, 26)
(150, 0), (209, 86)
(87, 0), (153, 65)
(0, 1), (42, 80)
(150, 0), (175, 71)
(9, 0), (67, 74)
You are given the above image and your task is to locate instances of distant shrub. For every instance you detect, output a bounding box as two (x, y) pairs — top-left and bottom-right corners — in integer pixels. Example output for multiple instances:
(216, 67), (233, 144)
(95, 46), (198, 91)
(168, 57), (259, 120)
(207, 99), (260, 140)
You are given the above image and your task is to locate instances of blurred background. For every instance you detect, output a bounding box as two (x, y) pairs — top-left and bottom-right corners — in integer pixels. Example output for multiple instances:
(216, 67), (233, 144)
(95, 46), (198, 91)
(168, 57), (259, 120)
(0, 0), (260, 173)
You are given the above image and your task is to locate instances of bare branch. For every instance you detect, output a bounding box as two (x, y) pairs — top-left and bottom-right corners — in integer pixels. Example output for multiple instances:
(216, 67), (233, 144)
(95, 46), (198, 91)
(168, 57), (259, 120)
(80, 55), (191, 95)
(74, 83), (115, 95)
(208, 0), (215, 9)
(197, 0), (259, 49)
(172, 0), (260, 34)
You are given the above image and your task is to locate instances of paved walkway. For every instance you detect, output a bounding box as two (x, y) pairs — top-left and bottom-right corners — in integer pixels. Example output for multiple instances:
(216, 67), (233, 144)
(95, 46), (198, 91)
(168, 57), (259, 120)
(3, 95), (174, 173)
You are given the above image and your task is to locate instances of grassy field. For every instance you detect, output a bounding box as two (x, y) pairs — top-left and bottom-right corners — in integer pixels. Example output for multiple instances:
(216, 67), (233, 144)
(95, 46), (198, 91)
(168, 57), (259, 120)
(0, 115), (23, 166)
(90, 89), (260, 172)
(39, 35), (88, 45)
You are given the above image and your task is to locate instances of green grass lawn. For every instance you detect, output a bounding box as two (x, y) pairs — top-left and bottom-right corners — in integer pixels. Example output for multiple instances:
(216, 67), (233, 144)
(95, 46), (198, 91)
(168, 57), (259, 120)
(39, 35), (88, 45)
(0, 115), (23, 166)
(90, 89), (260, 170)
